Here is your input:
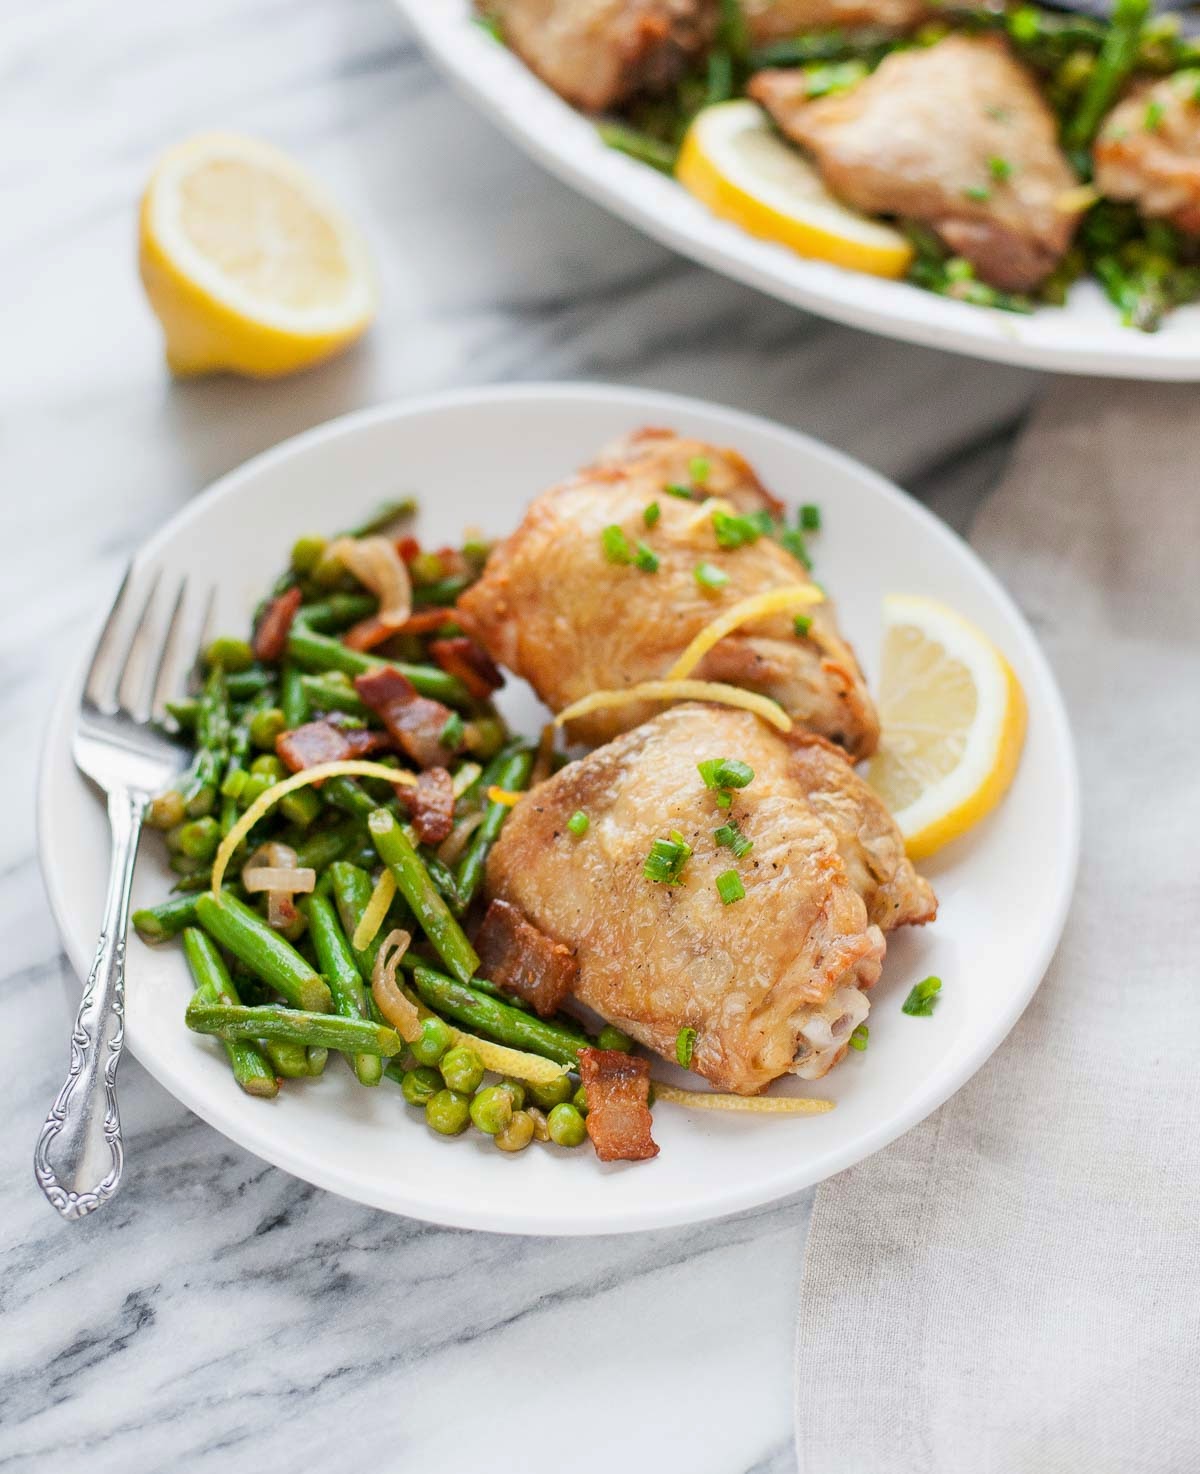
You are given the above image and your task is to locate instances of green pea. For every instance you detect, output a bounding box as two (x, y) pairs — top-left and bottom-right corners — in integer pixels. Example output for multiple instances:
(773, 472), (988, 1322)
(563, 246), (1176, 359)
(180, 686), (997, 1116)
(249, 708), (287, 750)
(176, 817), (221, 861)
(469, 1085), (514, 1136)
(400, 1066), (442, 1106)
(495, 1110), (535, 1152)
(440, 1046), (485, 1094)
(250, 753), (286, 781)
(291, 534), (327, 575)
(146, 791), (186, 830)
(238, 772), (275, 810)
(596, 1025), (634, 1052)
(410, 1016), (454, 1067)
(311, 549), (348, 589)
(572, 1084), (588, 1116)
(547, 1103), (587, 1148)
(205, 636), (255, 673)
(496, 1078), (526, 1111)
(425, 1089), (471, 1136)
(526, 1075), (573, 1111)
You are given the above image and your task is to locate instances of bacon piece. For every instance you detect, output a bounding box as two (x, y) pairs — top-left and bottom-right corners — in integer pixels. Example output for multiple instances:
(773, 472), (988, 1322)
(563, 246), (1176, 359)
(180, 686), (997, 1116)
(430, 637), (504, 701)
(253, 586), (303, 662)
(345, 606), (461, 652)
(474, 898), (578, 1018)
(353, 667), (453, 770)
(577, 1048), (659, 1163)
(275, 720), (392, 774)
(400, 766), (456, 846)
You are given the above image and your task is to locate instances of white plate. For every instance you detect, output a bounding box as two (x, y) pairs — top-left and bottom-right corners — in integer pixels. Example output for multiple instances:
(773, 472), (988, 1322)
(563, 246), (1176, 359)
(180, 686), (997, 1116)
(38, 384), (1078, 1234)
(398, 0), (1200, 380)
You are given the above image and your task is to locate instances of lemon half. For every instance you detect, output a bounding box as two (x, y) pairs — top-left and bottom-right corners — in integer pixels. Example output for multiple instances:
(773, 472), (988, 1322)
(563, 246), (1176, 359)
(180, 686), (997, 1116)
(867, 595), (1026, 858)
(676, 100), (913, 279)
(139, 132), (376, 378)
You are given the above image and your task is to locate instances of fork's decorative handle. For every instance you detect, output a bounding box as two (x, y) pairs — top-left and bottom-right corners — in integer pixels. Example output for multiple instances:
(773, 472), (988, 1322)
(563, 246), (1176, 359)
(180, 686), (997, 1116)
(35, 787), (147, 1220)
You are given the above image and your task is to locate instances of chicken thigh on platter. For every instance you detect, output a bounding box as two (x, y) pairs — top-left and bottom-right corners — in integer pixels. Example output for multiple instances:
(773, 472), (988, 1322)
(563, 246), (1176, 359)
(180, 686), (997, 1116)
(1094, 75), (1200, 237)
(742, 0), (929, 45)
(486, 703), (935, 1094)
(750, 35), (1083, 292)
(458, 430), (880, 756)
(477, 0), (715, 112)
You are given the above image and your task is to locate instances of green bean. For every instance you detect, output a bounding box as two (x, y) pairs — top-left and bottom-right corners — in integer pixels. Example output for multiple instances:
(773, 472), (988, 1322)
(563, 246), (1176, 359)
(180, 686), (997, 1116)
(181, 928), (277, 1097)
(596, 122), (678, 173)
(225, 667), (274, 701)
(133, 894), (200, 942)
(261, 1039), (312, 1078)
(454, 747), (534, 910)
(185, 1001), (403, 1056)
(293, 594), (378, 633)
(194, 892), (332, 1013)
(301, 893), (383, 1086)
(286, 627), (471, 706)
(328, 861), (387, 983)
(410, 965), (583, 1067)
(281, 661), (310, 729)
(369, 811), (479, 984)
(1064, 0), (1150, 150)
(412, 573), (474, 607)
(298, 674), (374, 721)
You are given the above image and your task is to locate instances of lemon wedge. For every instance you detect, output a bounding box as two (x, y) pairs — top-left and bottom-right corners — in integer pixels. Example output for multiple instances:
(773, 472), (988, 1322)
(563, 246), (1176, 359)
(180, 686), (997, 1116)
(676, 100), (913, 279)
(867, 596), (1026, 858)
(139, 132), (376, 378)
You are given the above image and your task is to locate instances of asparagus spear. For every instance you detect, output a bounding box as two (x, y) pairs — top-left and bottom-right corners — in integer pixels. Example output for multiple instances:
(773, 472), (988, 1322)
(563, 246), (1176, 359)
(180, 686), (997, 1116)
(410, 966), (583, 1068)
(292, 594), (377, 633)
(280, 661), (310, 729)
(298, 674), (374, 721)
(181, 665), (231, 817)
(261, 1039), (312, 1077)
(293, 819), (362, 873)
(454, 747), (534, 911)
(328, 861), (389, 985)
(185, 1001), (403, 1057)
(133, 894), (200, 943)
(301, 893), (383, 1086)
(369, 810), (479, 984)
(285, 626), (471, 706)
(194, 892), (333, 1013)
(181, 928), (278, 1097)
(1064, 0), (1150, 150)
(225, 667), (274, 701)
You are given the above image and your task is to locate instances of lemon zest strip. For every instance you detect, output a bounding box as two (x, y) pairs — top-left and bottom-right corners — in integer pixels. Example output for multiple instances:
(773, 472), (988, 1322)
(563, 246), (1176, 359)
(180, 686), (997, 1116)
(652, 1082), (834, 1114)
(210, 760), (416, 900)
(555, 680), (791, 734)
(487, 786), (523, 807)
(353, 869), (396, 951)
(666, 584), (825, 682)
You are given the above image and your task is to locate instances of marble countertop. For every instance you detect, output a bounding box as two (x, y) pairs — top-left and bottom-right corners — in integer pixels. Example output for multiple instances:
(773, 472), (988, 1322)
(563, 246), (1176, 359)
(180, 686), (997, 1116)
(2, 2), (1043, 1468)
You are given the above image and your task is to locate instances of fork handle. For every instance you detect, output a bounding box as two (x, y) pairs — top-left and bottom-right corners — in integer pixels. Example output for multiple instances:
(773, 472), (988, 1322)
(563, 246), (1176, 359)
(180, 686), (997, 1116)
(35, 787), (146, 1220)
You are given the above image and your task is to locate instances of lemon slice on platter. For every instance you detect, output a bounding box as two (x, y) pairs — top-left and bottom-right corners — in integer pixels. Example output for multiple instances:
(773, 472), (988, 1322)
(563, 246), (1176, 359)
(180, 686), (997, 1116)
(867, 595), (1026, 859)
(676, 100), (913, 279)
(139, 132), (376, 378)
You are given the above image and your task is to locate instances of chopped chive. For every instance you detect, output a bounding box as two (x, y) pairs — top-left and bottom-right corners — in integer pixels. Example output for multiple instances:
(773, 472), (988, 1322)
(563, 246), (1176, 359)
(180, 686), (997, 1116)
(714, 817), (753, 858)
(793, 613), (813, 638)
(675, 1026), (697, 1069)
(778, 528), (812, 569)
(643, 501), (661, 528)
(694, 561), (729, 592)
(698, 757), (755, 791)
(712, 510), (762, 549)
(799, 503), (821, 531)
(439, 711), (465, 748)
(715, 870), (745, 905)
(901, 975), (942, 1017)
(1144, 98), (1165, 130)
(963, 184), (991, 203)
(634, 541), (660, 573)
(644, 832), (692, 885)
(750, 508), (777, 535)
(602, 524), (633, 564)
(688, 456), (711, 484)
(848, 1023), (869, 1052)
(566, 810), (589, 837)
(988, 154), (1013, 181)
(665, 482), (697, 500)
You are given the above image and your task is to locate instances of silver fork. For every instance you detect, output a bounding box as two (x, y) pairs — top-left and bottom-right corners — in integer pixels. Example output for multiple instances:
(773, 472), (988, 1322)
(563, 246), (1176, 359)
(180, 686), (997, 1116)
(34, 566), (207, 1221)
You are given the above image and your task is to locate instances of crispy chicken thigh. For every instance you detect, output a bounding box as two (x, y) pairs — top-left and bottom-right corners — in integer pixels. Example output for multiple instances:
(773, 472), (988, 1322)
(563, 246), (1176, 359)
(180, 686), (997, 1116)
(480, 0), (714, 112)
(789, 734), (935, 930)
(743, 0), (928, 45)
(458, 431), (879, 756)
(487, 703), (898, 1093)
(1094, 77), (1200, 236)
(750, 36), (1083, 291)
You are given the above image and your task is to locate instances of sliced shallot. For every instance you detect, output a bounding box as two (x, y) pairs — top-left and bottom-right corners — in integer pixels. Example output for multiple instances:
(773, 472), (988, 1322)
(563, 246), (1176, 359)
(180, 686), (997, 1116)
(371, 928), (422, 1042)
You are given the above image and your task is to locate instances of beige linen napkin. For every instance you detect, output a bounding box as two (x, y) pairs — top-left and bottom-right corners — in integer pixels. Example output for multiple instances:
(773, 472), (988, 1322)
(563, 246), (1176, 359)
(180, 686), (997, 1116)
(795, 379), (1200, 1474)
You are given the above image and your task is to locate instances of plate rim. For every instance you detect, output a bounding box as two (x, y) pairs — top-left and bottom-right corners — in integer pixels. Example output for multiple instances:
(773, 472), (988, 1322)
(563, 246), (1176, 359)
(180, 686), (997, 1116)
(396, 0), (1200, 381)
(36, 381), (1081, 1234)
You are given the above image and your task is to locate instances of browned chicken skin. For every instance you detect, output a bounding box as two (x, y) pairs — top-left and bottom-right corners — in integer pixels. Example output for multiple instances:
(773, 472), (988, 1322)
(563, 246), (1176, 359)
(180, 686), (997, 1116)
(743, 0), (928, 46)
(480, 0), (715, 112)
(750, 35), (1083, 291)
(487, 704), (896, 1093)
(458, 430), (880, 756)
(1094, 76), (1200, 236)
(789, 733), (936, 931)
